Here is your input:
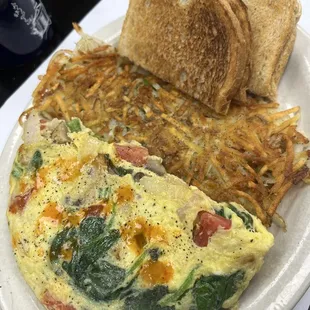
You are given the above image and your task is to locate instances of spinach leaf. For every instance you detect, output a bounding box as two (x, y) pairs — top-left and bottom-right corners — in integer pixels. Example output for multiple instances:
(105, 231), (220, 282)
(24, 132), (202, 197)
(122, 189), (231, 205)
(105, 204), (116, 232)
(214, 208), (227, 218)
(30, 150), (43, 170)
(192, 270), (245, 310)
(98, 186), (112, 200)
(228, 204), (254, 231)
(82, 229), (120, 265)
(126, 249), (149, 276)
(104, 154), (133, 177)
(73, 260), (126, 301)
(65, 228), (120, 279)
(49, 227), (77, 264)
(51, 216), (124, 301)
(107, 275), (138, 301)
(79, 216), (106, 245)
(51, 217), (164, 303)
(65, 217), (123, 301)
(159, 267), (198, 306)
(67, 119), (81, 133)
(124, 286), (175, 310)
(11, 163), (23, 179)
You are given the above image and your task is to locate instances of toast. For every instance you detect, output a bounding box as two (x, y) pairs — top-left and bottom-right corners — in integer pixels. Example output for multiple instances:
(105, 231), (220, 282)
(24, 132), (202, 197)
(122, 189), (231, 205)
(118, 0), (250, 114)
(242, 0), (300, 99)
(226, 0), (252, 102)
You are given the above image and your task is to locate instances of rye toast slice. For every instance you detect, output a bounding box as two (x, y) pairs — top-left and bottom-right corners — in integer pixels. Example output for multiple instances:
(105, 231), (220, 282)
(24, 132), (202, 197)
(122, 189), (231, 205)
(118, 0), (249, 114)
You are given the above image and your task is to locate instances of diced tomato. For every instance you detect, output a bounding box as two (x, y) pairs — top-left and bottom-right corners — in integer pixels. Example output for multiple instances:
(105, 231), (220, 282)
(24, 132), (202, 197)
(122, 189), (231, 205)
(85, 204), (104, 217)
(115, 145), (149, 167)
(42, 292), (76, 310)
(9, 189), (34, 214)
(193, 211), (232, 247)
(40, 119), (47, 131)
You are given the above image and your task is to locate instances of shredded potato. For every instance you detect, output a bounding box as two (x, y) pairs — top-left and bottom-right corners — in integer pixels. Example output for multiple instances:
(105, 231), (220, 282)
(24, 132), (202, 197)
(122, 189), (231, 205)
(30, 35), (310, 227)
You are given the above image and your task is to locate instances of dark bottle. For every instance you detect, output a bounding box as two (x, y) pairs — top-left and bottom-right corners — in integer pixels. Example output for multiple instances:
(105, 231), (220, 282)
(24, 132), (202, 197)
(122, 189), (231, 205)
(0, 0), (52, 69)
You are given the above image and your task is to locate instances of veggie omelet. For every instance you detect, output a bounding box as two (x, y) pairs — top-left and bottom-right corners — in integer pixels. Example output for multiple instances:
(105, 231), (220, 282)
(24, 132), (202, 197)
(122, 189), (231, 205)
(7, 112), (274, 310)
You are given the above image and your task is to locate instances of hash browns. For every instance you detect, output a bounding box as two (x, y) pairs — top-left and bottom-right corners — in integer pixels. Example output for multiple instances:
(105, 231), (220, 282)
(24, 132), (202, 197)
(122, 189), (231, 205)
(27, 34), (310, 228)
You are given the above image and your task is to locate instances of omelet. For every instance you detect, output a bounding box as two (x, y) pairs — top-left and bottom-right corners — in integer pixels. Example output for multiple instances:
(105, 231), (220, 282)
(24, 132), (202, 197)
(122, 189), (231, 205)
(7, 111), (274, 310)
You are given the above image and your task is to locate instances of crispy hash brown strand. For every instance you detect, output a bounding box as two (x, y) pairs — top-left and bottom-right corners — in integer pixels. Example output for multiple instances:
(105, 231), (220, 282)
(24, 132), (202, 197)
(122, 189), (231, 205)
(27, 35), (310, 228)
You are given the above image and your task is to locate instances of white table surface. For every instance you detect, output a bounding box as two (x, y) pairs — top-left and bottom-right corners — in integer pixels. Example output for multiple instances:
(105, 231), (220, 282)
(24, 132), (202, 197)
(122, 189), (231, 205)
(0, 0), (309, 309)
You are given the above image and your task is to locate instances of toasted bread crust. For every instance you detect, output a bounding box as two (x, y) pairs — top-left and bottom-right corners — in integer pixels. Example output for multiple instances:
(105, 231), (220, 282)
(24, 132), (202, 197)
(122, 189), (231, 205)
(272, 29), (296, 95)
(227, 0), (252, 102)
(242, 0), (299, 99)
(271, 0), (301, 95)
(119, 0), (249, 114)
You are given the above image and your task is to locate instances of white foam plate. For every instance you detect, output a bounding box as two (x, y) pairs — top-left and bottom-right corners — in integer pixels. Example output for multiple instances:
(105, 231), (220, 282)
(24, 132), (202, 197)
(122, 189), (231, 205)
(0, 17), (310, 310)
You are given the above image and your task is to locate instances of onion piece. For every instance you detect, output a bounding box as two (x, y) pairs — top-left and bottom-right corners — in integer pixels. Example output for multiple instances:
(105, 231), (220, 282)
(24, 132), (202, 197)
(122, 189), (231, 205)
(146, 158), (166, 176)
(51, 122), (70, 144)
(22, 111), (43, 145)
(272, 213), (287, 231)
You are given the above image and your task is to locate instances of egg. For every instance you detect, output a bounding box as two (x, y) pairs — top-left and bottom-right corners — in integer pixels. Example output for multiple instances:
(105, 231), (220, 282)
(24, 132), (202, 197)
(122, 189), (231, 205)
(7, 114), (274, 310)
